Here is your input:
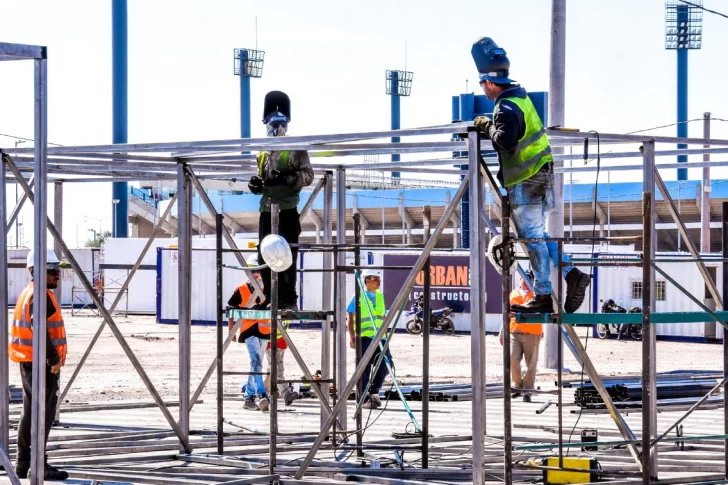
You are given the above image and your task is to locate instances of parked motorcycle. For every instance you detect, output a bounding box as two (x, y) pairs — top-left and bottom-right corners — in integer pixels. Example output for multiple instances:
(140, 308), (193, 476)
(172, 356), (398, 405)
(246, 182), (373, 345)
(405, 295), (456, 335)
(596, 299), (642, 341)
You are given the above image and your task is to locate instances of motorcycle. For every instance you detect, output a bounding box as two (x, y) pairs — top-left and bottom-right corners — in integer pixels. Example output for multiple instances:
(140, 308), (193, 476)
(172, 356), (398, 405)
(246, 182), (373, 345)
(405, 295), (456, 336)
(596, 299), (642, 341)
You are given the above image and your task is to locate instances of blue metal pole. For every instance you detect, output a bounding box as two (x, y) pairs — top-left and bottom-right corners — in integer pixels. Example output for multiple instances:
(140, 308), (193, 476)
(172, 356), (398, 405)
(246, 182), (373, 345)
(240, 51), (251, 139)
(390, 72), (400, 179)
(677, 47), (688, 181)
(459, 94), (475, 249)
(112, 0), (129, 237)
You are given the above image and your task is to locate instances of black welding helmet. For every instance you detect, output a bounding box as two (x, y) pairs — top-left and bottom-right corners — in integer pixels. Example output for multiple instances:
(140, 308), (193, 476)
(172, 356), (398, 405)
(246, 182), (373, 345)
(471, 37), (516, 85)
(262, 91), (291, 124)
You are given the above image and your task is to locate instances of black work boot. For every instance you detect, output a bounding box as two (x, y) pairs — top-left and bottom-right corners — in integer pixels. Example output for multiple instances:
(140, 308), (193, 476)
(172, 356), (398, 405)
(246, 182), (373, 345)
(43, 463), (69, 481)
(565, 269), (591, 313)
(15, 463), (29, 479)
(510, 294), (553, 313)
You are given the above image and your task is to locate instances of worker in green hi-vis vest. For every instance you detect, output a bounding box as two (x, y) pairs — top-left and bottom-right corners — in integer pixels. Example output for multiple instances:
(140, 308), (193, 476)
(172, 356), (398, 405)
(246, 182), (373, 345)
(470, 37), (590, 314)
(347, 269), (393, 410)
(248, 91), (314, 311)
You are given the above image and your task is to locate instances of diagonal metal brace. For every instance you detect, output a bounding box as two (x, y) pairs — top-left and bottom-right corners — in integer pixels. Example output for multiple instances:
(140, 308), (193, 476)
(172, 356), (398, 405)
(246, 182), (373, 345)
(3, 154), (192, 452)
(653, 168), (723, 308)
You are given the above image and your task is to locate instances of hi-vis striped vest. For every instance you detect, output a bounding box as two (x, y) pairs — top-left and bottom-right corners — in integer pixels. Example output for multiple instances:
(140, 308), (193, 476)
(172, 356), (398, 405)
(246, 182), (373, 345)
(9, 282), (67, 365)
(359, 291), (385, 338)
(494, 95), (553, 187)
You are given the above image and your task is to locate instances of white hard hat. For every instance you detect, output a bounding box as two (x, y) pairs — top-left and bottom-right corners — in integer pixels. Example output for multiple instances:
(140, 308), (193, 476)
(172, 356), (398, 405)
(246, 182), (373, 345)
(26, 249), (61, 269)
(361, 268), (382, 280)
(259, 234), (292, 273)
(247, 254), (259, 267)
(487, 233), (516, 275)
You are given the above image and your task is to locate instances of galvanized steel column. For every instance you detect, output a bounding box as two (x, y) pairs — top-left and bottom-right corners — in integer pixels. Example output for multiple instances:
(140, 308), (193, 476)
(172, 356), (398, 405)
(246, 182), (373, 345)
(177, 163), (192, 451)
(0, 157), (8, 449)
(31, 53), (49, 485)
(321, 172), (333, 431)
(468, 130), (487, 485)
(335, 169), (347, 431)
(702, 113), (711, 253)
(641, 141), (657, 483)
(53, 181), (62, 424)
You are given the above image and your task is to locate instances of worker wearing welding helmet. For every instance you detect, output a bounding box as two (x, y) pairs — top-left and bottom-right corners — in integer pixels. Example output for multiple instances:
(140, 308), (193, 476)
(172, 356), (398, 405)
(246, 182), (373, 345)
(471, 37), (589, 314)
(248, 91), (314, 311)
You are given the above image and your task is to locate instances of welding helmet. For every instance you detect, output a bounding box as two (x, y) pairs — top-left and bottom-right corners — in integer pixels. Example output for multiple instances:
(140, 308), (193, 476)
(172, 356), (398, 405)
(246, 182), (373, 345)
(471, 37), (516, 85)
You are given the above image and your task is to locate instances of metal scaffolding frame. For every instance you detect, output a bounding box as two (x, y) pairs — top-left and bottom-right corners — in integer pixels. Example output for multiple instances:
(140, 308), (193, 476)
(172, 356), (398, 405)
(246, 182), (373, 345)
(5, 40), (728, 484)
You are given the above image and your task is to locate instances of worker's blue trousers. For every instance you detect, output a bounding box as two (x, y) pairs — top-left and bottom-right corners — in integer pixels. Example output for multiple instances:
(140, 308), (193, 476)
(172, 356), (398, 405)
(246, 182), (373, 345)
(507, 167), (574, 295)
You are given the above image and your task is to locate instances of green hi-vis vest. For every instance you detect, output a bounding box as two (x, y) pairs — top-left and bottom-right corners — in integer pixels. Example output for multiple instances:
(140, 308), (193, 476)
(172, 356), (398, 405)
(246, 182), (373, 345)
(494, 96), (553, 187)
(359, 291), (385, 338)
(257, 150), (291, 175)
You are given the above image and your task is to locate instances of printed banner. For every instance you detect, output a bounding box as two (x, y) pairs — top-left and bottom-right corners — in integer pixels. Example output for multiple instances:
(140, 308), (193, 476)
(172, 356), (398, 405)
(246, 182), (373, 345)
(382, 254), (502, 314)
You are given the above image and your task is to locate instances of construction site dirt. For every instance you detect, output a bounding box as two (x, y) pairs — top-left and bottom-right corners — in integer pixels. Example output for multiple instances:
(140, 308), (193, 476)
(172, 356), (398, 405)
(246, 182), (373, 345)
(24, 313), (719, 404)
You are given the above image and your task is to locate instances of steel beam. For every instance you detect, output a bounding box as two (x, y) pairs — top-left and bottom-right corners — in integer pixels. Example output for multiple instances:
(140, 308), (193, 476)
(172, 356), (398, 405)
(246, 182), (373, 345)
(642, 140), (657, 483)
(335, 168), (347, 432)
(723, 201), (728, 480)
(177, 163), (192, 451)
(30, 55), (48, 485)
(467, 130), (487, 485)
(295, 170), (470, 479)
(321, 172), (333, 431)
(0, 157), (8, 449)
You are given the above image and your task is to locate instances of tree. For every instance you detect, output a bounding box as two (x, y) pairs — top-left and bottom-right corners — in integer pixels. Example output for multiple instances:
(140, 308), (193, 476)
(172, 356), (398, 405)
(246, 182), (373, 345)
(85, 230), (112, 248)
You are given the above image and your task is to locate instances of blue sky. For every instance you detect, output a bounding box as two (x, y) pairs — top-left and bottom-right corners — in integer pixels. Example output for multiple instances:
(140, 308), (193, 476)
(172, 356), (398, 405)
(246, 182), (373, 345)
(1, 0), (728, 246)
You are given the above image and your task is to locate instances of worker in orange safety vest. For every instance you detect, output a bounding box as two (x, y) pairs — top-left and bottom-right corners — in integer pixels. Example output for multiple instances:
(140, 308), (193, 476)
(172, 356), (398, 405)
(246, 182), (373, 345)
(500, 269), (542, 403)
(9, 249), (68, 480)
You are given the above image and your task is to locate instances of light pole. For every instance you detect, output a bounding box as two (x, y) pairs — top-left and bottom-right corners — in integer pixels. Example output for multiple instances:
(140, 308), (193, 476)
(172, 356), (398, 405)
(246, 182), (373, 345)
(385, 69), (413, 181)
(234, 48), (265, 142)
(665, 0), (703, 180)
(87, 229), (97, 247)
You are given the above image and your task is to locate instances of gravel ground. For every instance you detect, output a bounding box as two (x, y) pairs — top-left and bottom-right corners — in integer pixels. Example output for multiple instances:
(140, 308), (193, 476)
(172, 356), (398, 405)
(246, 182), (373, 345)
(15, 312), (720, 404)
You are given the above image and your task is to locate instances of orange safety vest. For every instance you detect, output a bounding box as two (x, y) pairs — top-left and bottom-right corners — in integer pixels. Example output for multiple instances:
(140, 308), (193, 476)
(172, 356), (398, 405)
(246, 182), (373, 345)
(236, 284), (270, 335)
(9, 282), (67, 365)
(509, 288), (543, 336)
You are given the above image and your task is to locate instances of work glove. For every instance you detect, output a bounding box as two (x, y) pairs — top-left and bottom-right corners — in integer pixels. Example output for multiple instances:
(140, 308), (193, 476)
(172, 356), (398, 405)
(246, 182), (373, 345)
(264, 169), (297, 187)
(473, 116), (494, 140)
(248, 176), (264, 195)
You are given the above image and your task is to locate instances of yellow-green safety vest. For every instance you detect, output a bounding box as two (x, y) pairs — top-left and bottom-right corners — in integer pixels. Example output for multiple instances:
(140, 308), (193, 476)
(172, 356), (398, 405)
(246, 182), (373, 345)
(257, 150), (291, 175)
(359, 291), (385, 338)
(494, 96), (553, 187)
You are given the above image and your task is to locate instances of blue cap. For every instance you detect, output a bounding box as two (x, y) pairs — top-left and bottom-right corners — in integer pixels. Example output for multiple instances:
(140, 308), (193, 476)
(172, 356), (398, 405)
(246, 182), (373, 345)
(478, 71), (516, 85)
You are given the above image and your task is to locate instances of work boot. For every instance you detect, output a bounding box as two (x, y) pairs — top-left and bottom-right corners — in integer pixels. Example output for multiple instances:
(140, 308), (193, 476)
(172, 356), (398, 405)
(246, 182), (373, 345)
(258, 397), (270, 412)
(43, 463), (69, 481)
(369, 394), (382, 409)
(283, 390), (299, 406)
(15, 463), (29, 479)
(565, 269), (591, 313)
(243, 397), (258, 411)
(523, 395), (532, 403)
(510, 294), (553, 313)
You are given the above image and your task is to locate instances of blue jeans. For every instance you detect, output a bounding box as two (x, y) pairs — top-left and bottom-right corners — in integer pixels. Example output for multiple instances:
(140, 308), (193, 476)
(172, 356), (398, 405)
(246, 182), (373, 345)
(244, 336), (267, 399)
(507, 168), (574, 295)
(361, 337), (392, 396)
